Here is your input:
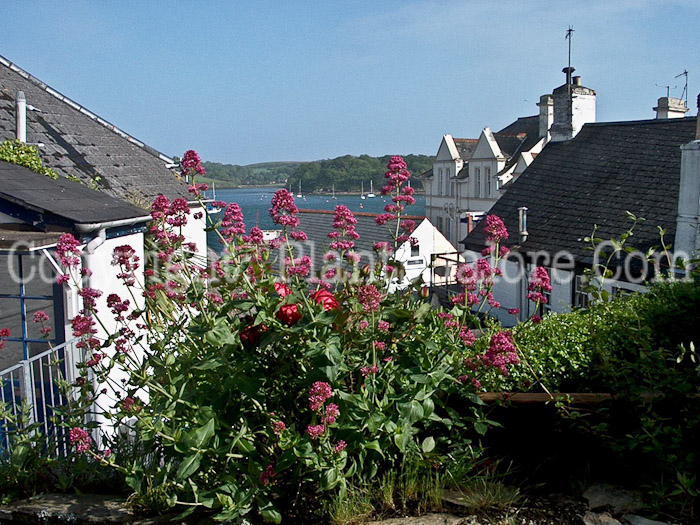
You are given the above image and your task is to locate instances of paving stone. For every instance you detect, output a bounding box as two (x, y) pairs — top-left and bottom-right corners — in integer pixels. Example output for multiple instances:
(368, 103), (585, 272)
(0, 493), (133, 524)
(622, 515), (674, 525)
(583, 483), (644, 515)
(584, 511), (623, 525)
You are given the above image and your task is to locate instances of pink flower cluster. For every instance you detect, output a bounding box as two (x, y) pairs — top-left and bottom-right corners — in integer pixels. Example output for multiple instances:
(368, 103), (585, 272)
(271, 420), (286, 435)
(484, 215), (509, 244)
(181, 149), (206, 177)
(306, 424), (325, 440)
(69, 427), (92, 454)
(357, 284), (382, 312)
(309, 381), (333, 412)
(328, 205), (360, 252)
(220, 203), (246, 242)
(270, 189), (300, 229)
(259, 464), (276, 486)
(527, 266), (552, 305)
(480, 331), (520, 376)
(56, 233), (81, 269)
(323, 403), (340, 425)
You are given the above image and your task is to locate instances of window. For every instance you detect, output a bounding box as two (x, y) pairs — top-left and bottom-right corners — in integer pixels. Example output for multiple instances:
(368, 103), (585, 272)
(573, 274), (589, 308)
(0, 251), (63, 364)
(410, 245), (420, 257)
(438, 168), (443, 196)
(437, 216), (443, 232)
(475, 167), (481, 197)
(485, 167), (492, 197)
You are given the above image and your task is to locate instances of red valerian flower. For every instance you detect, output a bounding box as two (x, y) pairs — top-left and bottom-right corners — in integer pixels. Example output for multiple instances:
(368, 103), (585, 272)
(277, 303), (301, 326)
(311, 289), (339, 311)
(274, 282), (292, 297)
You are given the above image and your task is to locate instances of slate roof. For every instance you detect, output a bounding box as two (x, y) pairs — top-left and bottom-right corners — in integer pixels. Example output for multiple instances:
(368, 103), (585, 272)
(463, 117), (698, 265)
(297, 209), (425, 272)
(0, 160), (148, 228)
(0, 55), (190, 205)
(453, 138), (479, 161)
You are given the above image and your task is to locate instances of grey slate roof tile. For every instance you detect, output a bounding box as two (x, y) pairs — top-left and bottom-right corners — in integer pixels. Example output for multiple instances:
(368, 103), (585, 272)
(464, 117), (697, 266)
(0, 55), (190, 206)
(297, 209), (425, 274)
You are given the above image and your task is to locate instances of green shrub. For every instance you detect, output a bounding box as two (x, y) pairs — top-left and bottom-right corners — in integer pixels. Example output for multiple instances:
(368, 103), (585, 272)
(0, 139), (58, 179)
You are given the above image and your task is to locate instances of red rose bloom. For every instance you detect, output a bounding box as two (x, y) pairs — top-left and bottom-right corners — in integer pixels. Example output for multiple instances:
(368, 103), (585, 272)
(311, 289), (339, 311)
(274, 282), (292, 297)
(277, 303), (302, 326)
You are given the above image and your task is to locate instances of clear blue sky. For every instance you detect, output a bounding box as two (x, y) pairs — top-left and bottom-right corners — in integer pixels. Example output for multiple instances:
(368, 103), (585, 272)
(2, 1), (698, 165)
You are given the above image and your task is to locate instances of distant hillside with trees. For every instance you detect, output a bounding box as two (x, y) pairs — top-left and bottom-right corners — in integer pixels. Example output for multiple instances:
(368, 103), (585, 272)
(202, 154), (433, 192)
(201, 161), (305, 188)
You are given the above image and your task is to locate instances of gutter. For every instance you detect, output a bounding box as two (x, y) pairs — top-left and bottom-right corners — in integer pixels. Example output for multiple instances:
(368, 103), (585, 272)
(75, 215), (152, 254)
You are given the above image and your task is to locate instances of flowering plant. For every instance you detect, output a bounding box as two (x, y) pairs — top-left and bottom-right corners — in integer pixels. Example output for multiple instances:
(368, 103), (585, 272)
(22, 153), (536, 522)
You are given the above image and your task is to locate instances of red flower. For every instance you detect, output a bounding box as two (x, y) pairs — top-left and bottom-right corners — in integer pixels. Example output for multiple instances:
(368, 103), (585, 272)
(274, 282), (292, 297)
(277, 303), (302, 326)
(240, 319), (266, 347)
(311, 289), (339, 311)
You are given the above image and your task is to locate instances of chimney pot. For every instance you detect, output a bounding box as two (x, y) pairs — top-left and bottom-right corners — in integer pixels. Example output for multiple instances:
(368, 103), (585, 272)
(572, 76), (581, 86)
(562, 66), (576, 84)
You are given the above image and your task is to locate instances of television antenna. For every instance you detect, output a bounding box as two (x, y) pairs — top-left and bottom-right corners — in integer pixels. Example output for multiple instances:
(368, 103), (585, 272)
(655, 83), (676, 98)
(675, 69), (689, 105)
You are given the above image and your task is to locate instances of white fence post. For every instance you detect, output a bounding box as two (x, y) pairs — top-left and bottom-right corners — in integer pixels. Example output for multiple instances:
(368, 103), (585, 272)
(19, 358), (35, 427)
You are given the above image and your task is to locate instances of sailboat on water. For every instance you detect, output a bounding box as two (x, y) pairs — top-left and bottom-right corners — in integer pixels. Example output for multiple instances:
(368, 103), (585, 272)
(207, 182), (222, 213)
(296, 180), (303, 198)
(366, 180), (376, 198)
(360, 182), (366, 200)
(332, 184), (337, 200)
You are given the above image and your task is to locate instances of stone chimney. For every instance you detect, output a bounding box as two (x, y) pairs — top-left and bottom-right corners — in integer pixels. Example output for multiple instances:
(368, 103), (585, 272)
(674, 94), (700, 258)
(654, 97), (688, 119)
(537, 94), (554, 139)
(549, 67), (596, 142)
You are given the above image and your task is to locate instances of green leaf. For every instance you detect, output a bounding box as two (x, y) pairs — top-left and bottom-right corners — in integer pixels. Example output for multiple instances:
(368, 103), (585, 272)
(394, 432), (411, 452)
(399, 400), (424, 423)
(176, 452), (202, 480)
(319, 468), (340, 491)
(365, 440), (384, 457)
(192, 359), (223, 371)
(422, 436), (436, 453)
(474, 422), (488, 435)
(193, 418), (216, 449)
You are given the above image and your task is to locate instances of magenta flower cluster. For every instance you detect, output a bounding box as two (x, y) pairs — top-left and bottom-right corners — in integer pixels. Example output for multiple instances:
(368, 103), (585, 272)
(484, 214), (509, 244)
(69, 427), (92, 454)
(308, 381), (333, 412)
(181, 149), (206, 177)
(328, 205), (360, 252)
(357, 284), (382, 312)
(270, 189), (300, 229)
(480, 331), (520, 376)
(527, 266), (552, 305)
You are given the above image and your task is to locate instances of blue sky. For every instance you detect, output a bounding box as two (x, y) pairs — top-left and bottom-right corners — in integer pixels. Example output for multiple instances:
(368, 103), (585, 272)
(2, 1), (698, 165)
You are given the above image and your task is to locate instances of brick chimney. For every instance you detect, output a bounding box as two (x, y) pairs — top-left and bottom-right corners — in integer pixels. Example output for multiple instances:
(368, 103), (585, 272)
(654, 97), (688, 119)
(549, 67), (596, 142)
(674, 94), (700, 258)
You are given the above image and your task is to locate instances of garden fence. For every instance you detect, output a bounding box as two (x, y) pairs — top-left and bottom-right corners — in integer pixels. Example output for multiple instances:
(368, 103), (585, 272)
(0, 339), (78, 454)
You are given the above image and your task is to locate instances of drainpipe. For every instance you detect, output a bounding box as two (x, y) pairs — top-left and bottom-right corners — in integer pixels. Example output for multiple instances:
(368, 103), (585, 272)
(16, 91), (26, 143)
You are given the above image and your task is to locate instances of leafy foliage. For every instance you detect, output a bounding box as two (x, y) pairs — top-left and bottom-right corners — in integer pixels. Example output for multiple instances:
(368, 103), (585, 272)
(0, 139), (58, 179)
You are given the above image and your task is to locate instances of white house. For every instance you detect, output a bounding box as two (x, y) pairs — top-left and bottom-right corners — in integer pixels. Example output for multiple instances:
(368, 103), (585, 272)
(297, 210), (462, 290)
(462, 97), (696, 325)
(424, 67), (597, 248)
